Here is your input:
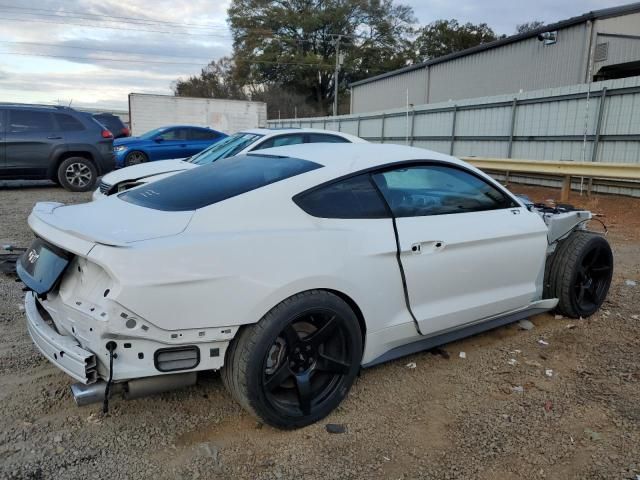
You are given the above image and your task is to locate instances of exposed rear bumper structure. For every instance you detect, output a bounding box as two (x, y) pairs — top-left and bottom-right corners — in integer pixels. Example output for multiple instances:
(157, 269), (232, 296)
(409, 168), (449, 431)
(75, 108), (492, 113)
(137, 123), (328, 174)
(24, 292), (97, 384)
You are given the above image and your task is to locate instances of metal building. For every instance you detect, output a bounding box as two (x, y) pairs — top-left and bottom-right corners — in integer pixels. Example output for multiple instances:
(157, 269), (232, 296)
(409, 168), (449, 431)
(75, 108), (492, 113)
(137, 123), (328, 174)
(350, 2), (640, 113)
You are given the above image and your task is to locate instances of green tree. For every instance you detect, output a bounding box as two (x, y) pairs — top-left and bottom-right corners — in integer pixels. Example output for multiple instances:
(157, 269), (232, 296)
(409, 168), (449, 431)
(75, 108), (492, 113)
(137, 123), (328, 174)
(227, 0), (416, 114)
(515, 21), (545, 34)
(414, 19), (497, 61)
(173, 57), (246, 100)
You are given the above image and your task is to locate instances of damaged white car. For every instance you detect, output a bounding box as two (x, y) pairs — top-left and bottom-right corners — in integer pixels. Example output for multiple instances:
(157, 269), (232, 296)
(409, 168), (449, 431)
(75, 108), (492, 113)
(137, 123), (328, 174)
(18, 144), (613, 429)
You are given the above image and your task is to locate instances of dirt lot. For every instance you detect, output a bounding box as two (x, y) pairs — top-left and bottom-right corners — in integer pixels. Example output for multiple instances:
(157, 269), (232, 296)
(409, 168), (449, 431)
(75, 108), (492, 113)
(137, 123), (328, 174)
(0, 182), (639, 480)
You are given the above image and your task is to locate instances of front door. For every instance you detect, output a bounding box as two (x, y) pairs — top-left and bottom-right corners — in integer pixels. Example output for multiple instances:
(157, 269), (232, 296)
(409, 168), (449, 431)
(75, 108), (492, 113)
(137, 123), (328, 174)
(372, 163), (548, 336)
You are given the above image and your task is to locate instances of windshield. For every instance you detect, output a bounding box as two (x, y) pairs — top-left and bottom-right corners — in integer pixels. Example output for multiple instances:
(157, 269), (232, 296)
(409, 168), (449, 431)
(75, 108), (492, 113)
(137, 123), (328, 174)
(187, 132), (263, 165)
(138, 127), (166, 140)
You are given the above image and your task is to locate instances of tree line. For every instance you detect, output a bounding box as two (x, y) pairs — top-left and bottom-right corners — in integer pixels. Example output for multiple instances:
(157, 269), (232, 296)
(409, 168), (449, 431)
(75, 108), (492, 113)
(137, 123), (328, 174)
(173, 0), (544, 119)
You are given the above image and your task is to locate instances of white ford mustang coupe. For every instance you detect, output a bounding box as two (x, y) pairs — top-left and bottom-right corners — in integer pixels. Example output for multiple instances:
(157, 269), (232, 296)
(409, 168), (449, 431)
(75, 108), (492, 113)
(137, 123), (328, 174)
(17, 144), (613, 429)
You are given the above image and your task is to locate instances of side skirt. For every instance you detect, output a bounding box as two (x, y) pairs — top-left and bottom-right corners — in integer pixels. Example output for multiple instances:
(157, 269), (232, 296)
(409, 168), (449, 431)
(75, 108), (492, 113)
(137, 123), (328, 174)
(362, 303), (555, 368)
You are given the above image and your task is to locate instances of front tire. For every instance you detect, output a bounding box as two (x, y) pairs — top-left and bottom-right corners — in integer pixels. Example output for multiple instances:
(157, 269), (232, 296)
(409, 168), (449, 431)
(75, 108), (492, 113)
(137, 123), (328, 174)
(546, 231), (613, 318)
(222, 290), (362, 429)
(57, 157), (97, 192)
(125, 151), (148, 166)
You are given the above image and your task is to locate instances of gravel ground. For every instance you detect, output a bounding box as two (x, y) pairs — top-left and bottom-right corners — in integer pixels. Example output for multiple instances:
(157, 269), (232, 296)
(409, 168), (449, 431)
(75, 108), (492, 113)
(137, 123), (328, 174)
(0, 182), (639, 480)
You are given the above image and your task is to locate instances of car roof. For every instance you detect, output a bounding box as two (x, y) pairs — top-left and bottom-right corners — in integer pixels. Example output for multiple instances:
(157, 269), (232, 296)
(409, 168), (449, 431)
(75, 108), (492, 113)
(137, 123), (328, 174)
(252, 143), (466, 178)
(239, 127), (365, 142)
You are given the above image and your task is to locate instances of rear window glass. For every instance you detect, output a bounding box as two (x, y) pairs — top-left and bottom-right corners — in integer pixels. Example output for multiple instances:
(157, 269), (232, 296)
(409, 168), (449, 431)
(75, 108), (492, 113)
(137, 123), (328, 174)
(55, 113), (85, 131)
(120, 154), (322, 211)
(94, 114), (124, 131)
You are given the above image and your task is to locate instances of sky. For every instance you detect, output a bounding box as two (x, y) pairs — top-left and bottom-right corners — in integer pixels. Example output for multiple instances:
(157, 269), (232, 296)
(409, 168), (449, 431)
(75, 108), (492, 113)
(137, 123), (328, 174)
(0, 0), (625, 111)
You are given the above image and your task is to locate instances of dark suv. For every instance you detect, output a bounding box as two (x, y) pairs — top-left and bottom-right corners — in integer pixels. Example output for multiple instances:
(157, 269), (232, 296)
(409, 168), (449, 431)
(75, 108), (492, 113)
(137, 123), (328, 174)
(0, 104), (115, 192)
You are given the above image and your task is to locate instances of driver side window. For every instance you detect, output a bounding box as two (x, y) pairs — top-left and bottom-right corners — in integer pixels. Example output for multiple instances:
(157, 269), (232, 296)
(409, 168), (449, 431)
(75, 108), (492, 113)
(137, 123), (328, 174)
(372, 165), (514, 217)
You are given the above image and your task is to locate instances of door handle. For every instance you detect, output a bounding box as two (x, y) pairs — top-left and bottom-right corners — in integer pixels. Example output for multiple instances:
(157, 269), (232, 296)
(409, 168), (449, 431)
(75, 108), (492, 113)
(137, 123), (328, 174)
(410, 241), (445, 254)
(47, 135), (63, 140)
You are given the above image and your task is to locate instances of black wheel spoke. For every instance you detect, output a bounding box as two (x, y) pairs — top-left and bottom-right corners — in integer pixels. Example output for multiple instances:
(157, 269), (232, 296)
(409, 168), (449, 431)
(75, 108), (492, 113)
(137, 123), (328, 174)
(282, 324), (301, 348)
(577, 285), (586, 305)
(591, 265), (611, 274)
(304, 315), (337, 349)
(265, 363), (293, 391)
(295, 372), (312, 415)
(584, 247), (601, 268)
(316, 353), (350, 375)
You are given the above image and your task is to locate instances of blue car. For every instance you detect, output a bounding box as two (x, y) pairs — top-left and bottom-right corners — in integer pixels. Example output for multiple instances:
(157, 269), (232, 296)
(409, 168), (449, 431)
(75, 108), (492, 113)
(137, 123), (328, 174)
(113, 125), (227, 167)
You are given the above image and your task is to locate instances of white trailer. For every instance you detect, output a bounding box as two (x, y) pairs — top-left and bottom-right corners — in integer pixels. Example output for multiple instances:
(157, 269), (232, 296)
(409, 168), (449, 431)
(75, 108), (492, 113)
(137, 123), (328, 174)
(128, 93), (267, 136)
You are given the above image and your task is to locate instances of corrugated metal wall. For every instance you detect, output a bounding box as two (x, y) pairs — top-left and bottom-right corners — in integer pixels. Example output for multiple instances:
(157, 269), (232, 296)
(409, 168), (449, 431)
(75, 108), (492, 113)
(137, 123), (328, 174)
(350, 13), (640, 115)
(427, 24), (588, 103)
(351, 67), (428, 114)
(269, 76), (640, 196)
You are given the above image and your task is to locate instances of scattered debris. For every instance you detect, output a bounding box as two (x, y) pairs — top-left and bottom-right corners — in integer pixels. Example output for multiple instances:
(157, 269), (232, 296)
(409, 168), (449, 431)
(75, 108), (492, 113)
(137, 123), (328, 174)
(632, 315), (639, 320)
(518, 319), (535, 330)
(509, 349), (522, 355)
(525, 360), (542, 368)
(53, 435), (62, 443)
(511, 386), (524, 394)
(326, 424), (346, 434)
(538, 339), (549, 346)
(198, 442), (219, 462)
(566, 324), (576, 329)
(625, 279), (637, 287)
(459, 351), (466, 359)
(405, 362), (416, 369)
(86, 413), (102, 425)
(544, 400), (553, 412)
(507, 358), (518, 366)
(584, 428), (602, 441)
(554, 314), (564, 320)
(545, 369), (554, 377)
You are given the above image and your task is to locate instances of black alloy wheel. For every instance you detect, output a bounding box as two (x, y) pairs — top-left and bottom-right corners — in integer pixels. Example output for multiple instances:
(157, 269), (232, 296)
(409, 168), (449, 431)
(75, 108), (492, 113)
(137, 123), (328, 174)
(546, 231), (613, 318)
(262, 310), (353, 417)
(222, 290), (362, 429)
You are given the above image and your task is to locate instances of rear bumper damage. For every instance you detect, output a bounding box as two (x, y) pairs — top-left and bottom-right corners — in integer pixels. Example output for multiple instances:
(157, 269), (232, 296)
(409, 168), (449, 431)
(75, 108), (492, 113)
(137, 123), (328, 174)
(25, 292), (97, 384)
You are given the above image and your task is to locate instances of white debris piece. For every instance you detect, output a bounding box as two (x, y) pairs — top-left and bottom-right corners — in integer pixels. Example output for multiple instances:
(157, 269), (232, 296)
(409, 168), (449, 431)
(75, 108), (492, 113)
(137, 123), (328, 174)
(625, 279), (637, 286)
(518, 319), (535, 330)
(511, 386), (524, 394)
(507, 358), (518, 366)
(405, 362), (416, 369)
(554, 314), (563, 320)
(545, 369), (554, 377)
(459, 351), (466, 359)
(538, 339), (549, 346)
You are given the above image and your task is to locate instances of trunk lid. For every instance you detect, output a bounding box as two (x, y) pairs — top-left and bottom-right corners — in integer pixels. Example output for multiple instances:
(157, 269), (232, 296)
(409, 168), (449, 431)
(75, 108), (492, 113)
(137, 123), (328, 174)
(30, 200), (193, 248)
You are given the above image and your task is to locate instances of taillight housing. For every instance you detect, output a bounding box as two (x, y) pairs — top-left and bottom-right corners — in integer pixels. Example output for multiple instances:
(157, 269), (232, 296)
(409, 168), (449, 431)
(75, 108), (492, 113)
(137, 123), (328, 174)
(121, 127), (131, 137)
(101, 129), (114, 139)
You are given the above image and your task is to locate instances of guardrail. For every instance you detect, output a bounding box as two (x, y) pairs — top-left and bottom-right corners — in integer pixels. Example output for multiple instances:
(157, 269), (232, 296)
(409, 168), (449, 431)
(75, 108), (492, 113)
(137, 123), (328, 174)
(461, 157), (640, 201)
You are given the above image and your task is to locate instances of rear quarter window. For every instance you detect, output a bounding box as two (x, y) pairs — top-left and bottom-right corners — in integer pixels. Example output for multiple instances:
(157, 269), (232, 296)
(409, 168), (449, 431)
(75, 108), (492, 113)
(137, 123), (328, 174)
(294, 174), (388, 219)
(55, 113), (85, 131)
(120, 154), (322, 211)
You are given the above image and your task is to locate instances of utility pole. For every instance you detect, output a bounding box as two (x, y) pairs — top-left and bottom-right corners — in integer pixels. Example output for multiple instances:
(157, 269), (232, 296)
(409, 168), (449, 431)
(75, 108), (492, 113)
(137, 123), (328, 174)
(332, 35), (345, 117)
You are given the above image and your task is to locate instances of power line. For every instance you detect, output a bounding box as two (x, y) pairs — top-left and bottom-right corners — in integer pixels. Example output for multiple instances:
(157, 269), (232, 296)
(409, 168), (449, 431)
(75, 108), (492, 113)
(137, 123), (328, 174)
(0, 4), (228, 30)
(0, 15), (233, 38)
(0, 51), (336, 68)
(0, 40), (213, 61)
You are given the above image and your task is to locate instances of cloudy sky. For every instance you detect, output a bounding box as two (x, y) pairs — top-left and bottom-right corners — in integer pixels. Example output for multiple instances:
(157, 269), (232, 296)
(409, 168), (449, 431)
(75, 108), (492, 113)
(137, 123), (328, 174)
(0, 0), (623, 110)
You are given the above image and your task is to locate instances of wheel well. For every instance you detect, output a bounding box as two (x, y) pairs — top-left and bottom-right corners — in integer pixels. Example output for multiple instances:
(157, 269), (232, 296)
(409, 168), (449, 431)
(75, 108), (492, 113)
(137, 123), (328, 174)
(52, 151), (95, 180)
(324, 288), (367, 345)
